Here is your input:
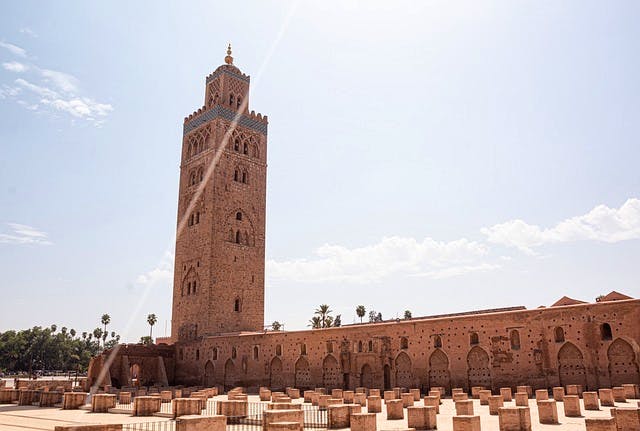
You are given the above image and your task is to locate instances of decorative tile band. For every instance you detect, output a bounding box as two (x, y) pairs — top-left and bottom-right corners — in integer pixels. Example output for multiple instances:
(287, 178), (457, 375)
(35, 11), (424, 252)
(183, 105), (267, 136)
(206, 68), (250, 84)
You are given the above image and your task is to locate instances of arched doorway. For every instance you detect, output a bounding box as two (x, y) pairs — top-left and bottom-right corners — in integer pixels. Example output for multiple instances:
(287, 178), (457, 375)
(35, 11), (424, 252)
(467, 346), (491, 390)
(322, 355), (342, 389)
(295, 356), (311, 389)
(428, 349), (450, 391)
(558, 342), (587, 388)
(395, 352), (413, 388)
(270, 357), (285, 390)
(223, 359), (236, 391)
(384, 364), (391, 390)
(608, 338), (640, 386)
(130, 363), (142, 387)
(360, 364), (374, 388)
(204, 361), (215, 387)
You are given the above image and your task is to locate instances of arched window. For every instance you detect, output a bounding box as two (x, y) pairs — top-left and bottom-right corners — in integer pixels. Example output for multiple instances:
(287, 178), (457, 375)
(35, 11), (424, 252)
(198, 169), (203, 182)
(554, 327), (565, 343)
(212, 347), (218, 360)
(231, 347), (237, 359)
(187, 282), (191, 295)
(234, 169), (239, 182)
(229, 94), (234, 106)
(300, 343), (307, 355)
(243, 143), (248, 155)
(358, 341), (363, 353)
(237, 96), (242, 109)
(189, 214), (194, 226)
(368, 340), (373, 352)
(196, 349), (200, 361)
(253, 346), (259, 360)
(434, 335), (442, 348)
(234, 138), (240, 152)
(470, 332), (479, 345)
(400, 337), (409, 350)
(192, 280), (197, 294)
(234, 298), (241, 312)
(195, 212), (200, 224)
(235, 230), (241, 244)
(326, 341), (333, 353)
(601, 323), (612, 340)
(510, 329), (521, 350)
(242, 171), (247, 184)
(236, 212), (242, 221)
(276, 345), (282, 356)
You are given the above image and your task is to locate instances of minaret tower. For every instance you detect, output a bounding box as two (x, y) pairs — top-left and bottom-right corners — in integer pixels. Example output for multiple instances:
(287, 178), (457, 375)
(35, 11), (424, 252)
(171, 46), (267, 340)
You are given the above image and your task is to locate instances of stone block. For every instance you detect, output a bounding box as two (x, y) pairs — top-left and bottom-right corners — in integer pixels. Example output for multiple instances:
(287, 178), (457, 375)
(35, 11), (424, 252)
(63, 392), (87, 409)
(261, 389), (273, 402)
(600, 389), (615, 407)
(160, 390), (173, 402)
(402, 392), (415, 407)
(327, 404), (350, 429)
(471, 386), (484, 399)
(263, 410), (303, 431)
(479, 390), (492, 406)
(91, 394), (116, 413)
(175, 415), (226, 431)
(563, 395), (582, 417)
(516, 386), (532, 397)
(497, 407), (531, 431)
(302, 390), (314, 403)
(348, 404), (362, 416)
(0, 389), (13, 403)
(315, 388), (327, 395)
(173, 398), (202, 418)
(269, 422), (302, 431)
(119, 392), (131, 404)
(18, 389), (36, 406)
(428, 390), (441, 405)
(566, 384), (583, 396)
(423, 396), (440, 413)
(133, 396), (161, 416)
(456, 400), (474, 416)
(355, 387), (367, 394)
(39, 391), (62, 407)
(552, 386), (565, 401)
(274, 396), (291, 403)
(410, 388), (421, 401)
(452, 388), (464, 395)
(613, 387), (627, 403)
(216, 400), (247, 417)
(387, 399), (404, 420)
(407, 406), (437, 430)
(369, 389), (381, 397)
(452, 415), (481, 431)
(453, 393), (469, 402)
(286, 388), (300, 399)
(622, 384), (639, 399)
(584, 418), (617, 431)
(537, 400), (558, 424)
(54, 425), (122, 431)
(327, 398), (343, 407)
(393, 387), (402, 399)
(489, 395), (504, 415)
(354, 392), (367, 406)
(310, 392), (320, 406)
(268, 403), (301, 410)
(350, 412), (376, 431)
(367, 395), (382, 413)
(534, 389), (548, 402)
(271, 392), (286, 402)
(433, 386), (446, 397)
(384, 390), (396, 402)
(500, 387), (513, 402)
(611, 407), (640, 431)
(343, 390), (355, 404)
(331, 389), (343, 399)
(318, 395), (332, 409)
(584, 391), (600, 410)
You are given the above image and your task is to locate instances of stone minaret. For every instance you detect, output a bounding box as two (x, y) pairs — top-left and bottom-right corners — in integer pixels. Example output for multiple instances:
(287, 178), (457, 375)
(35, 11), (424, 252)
(171, 45), (267, 340)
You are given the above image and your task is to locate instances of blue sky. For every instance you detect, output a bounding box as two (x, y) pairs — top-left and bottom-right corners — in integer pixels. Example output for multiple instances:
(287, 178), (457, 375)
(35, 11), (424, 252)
(0, 1), (638, 342)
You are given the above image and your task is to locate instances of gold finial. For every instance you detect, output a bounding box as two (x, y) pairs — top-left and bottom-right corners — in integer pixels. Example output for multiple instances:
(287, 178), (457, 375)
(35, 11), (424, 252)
(225, 43), (233, 65)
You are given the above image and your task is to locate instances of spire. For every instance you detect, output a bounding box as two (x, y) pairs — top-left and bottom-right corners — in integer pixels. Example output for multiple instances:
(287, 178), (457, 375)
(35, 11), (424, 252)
(225, 43), (233, 65)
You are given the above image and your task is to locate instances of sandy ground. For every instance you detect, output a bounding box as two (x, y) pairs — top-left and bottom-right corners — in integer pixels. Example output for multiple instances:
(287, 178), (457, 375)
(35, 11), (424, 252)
(0, 393), (637, 430)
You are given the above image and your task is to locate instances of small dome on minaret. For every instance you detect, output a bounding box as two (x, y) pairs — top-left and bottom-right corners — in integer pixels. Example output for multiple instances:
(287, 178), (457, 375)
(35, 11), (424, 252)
(225, 43), (234, 65)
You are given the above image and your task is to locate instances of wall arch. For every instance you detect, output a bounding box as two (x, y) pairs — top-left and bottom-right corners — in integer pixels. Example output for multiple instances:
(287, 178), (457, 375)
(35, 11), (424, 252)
(607, 338), (640, 387)
(395, 351), (413, 388)
(467, 346), (491, 390)
(223, 359), (237, 391)
(428, 349), (450, 391)
(295, 356), (311, 389)
(558, 342), (587, 388)
(322, 355), (342, 389)
(204, 360), (215, 387)
(270, 357), (285, 390)
(360, 363), (374, 389)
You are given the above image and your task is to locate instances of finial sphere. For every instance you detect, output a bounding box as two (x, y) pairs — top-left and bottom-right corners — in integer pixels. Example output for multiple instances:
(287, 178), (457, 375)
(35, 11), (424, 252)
(225, 43), (233, 65)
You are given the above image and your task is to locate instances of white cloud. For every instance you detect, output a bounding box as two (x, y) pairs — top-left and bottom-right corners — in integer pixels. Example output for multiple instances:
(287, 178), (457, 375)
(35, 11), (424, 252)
(0, 223), (52, 245)
(267, 236), (496, 284)
(481, 198), (640, 254)
(136, 251), (174, 286)
(3, 61), (28, 72)
(41, 69), (78, 93)
(19, 27), (38, 38)
(0, 41), (27, 57)
(0, 84), (21, 99)
(15, 78), (59, 98)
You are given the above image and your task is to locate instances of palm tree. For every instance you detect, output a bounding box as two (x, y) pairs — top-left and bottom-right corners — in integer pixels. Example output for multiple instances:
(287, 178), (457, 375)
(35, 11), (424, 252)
(70, 328), (76, 338)
(315, 304), (332, 328)
(101, 314), (111, 347)
(271, 321), (282, 331)
(147, 314), (158, 340)
(356, 305), (366, 323)
(308, 316), (322, 329)
(404, 310), (412, 319)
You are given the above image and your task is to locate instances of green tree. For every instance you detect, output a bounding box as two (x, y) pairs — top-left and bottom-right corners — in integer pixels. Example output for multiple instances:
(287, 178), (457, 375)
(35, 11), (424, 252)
(147, 314), (158, 340)
(70, 328), (76, 338)
(271, 321), (282, 331)
(334, 314), (342, 327)
(308, 316), (322, 329)
(100, 314), (111, 347)
(404, 310), (412, 319)
(356, 305), (366, 323)
(314, 304), (333, 328)
(140, 336), (153, 345)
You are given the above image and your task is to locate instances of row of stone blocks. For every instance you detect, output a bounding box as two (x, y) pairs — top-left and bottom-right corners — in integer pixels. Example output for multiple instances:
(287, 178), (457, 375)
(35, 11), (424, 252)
(51, 416), (227, 431)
